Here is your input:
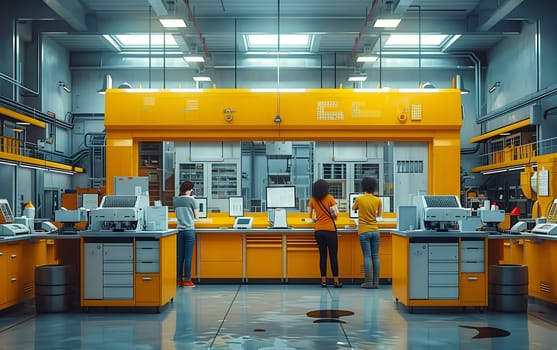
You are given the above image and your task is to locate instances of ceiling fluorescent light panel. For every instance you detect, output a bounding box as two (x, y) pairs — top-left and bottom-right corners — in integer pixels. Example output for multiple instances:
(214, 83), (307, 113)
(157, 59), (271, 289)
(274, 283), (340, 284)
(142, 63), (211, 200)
(357, 55), (378, 63)
(159, 18), (187, 28)
(373, 18), (401, 28)
(348, 75), (367, 82)
(193, 76), (211, 82)
(184, 56), (205, 63)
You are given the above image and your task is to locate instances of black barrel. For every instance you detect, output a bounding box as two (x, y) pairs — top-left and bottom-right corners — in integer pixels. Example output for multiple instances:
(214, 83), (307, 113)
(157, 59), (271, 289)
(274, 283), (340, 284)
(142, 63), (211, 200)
(35, 265), (74, 313)
(488, 264), (528, 312)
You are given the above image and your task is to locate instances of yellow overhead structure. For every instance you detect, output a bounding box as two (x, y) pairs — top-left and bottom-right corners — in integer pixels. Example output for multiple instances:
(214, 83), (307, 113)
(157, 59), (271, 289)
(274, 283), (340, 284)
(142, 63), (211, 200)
(0, 106), (46, 128)
(104, 88), (462, 196)
(469, 118), (530, 144)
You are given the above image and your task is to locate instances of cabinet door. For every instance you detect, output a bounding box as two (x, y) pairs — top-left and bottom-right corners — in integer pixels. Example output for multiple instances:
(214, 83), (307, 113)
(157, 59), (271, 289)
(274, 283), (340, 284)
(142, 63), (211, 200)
(83, 243), (103, 299)
(460, 274), (486, 305)
(135, 275), (160, 305)
(409, 243), (428, 299)
(0, 245), (6, 306)
(286, 235), (319, 278)
(524, 239), (557, 302)
(246, 235), (283, 278)
(199, 233), (242, 278)
(5, 243), (22, 306)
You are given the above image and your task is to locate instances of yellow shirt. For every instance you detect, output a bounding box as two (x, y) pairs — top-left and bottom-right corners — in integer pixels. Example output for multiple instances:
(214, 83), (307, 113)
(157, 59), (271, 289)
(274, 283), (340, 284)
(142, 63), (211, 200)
(354, 193), (382, 234)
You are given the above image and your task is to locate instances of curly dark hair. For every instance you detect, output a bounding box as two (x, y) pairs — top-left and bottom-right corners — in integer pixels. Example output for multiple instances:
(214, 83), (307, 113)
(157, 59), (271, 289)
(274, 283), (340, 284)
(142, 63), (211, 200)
(361, 177), (377, 194)
(312, 179), (330, 200)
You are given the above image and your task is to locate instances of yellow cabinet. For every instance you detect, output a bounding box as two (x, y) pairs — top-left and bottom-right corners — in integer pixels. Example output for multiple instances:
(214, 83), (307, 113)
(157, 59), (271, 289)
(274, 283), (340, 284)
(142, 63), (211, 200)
(524, 238), (557, 303)
(245, 235), (283, 279)
(286, 234), (319, 279)
(0, 242), (22, 309)
(198, 233), (242, 279)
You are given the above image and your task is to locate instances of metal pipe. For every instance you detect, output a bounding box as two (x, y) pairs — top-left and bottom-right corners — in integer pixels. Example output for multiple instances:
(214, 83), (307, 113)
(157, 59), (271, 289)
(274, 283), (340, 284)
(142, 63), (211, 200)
(0, 72), (39, 96)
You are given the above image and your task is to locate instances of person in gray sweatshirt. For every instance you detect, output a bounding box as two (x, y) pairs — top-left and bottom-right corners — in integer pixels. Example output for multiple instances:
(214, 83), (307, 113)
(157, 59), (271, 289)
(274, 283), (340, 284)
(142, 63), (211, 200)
(174, 181), (199, 287)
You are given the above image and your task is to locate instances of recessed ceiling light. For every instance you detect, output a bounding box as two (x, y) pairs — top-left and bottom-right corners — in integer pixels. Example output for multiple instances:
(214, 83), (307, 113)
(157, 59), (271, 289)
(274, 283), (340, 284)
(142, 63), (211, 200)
(193, 76), (211, 82)
(159, 19), (187, 28)
(373, 18), (401, 28)
(357, 55), (378, 63)
(184, 56), (205, 63)
(348, 75), (367, 82)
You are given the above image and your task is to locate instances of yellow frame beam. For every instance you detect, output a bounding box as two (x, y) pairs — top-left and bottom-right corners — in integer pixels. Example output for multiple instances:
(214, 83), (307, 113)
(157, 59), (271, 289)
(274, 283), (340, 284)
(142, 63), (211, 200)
(0, 106), (46, 128)
(104, 88), (462, 196)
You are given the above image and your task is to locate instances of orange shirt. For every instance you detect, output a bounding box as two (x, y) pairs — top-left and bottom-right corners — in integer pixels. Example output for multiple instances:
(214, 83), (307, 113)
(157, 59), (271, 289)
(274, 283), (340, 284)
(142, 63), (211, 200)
(308, 194), (337, 231)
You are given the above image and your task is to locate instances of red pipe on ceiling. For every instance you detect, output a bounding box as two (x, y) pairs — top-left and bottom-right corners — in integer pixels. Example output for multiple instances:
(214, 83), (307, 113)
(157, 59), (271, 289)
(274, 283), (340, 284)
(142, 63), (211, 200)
(351, 0), (380, 56)
(182, 0), (211, 58)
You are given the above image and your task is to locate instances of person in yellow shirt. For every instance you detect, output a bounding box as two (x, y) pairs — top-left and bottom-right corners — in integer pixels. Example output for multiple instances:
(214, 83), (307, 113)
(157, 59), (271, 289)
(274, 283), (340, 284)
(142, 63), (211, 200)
(352, 177), (382, 289)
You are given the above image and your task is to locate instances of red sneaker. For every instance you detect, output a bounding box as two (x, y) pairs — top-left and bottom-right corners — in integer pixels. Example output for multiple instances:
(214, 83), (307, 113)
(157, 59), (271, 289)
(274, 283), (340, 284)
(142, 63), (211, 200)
(182, 280), (196, 287)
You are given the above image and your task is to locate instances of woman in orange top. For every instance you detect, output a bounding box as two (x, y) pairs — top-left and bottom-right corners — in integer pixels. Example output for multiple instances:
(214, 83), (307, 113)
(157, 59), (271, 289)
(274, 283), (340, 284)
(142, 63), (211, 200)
(308, 179), (341, 288)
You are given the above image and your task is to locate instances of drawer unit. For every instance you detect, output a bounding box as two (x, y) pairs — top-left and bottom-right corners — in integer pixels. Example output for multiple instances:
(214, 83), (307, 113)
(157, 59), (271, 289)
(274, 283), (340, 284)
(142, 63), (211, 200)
(81, 233), (176, 308)
(104, 286), (134, 299)
(461, 239), (485, 273)
(104, 243), (133, 299)
(104, 273), (134, 285)
(84, 242), (134, 300)
(136, 247), (160, 262)
(104, 243), (133, 261)
(136, 240), (160, 274)
(136, 262), (160, 273)
(429, 262), (459, 272)
(428, 243), (458, 261)
(104, 262), (134, 272)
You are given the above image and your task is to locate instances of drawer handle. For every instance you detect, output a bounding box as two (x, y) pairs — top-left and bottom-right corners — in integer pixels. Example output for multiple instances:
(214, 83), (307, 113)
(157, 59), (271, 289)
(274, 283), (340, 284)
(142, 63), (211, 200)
(467, 277), (478, 281)
(0, 252), (3, 256)
(11, 254), (17, 259)
(142, 277), (153, 281)
(11, 277), (17, 282)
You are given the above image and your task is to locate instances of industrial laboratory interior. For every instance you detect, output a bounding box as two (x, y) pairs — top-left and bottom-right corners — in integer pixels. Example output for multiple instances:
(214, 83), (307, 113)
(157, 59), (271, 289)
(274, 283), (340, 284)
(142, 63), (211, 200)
(2, 0), (557, 349)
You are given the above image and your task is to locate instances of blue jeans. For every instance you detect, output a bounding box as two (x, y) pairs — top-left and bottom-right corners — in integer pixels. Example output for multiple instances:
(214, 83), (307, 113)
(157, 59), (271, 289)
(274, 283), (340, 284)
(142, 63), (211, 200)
(358, 231), (380, 283)
(177, 229), (195, 281)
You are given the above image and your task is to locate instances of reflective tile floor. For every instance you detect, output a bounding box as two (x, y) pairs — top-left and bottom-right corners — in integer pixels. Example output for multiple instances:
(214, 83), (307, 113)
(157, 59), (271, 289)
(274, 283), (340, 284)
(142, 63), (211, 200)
(1, 284), (557, 349)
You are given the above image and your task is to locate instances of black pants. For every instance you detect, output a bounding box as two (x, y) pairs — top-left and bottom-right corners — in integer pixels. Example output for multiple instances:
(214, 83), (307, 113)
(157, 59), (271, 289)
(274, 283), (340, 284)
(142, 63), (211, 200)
(314, 230), (339, 277)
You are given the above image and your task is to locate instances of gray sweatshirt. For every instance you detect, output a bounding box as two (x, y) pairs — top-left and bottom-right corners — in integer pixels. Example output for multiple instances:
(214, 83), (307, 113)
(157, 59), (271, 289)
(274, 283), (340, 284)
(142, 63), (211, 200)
(173, 195), (196, 230)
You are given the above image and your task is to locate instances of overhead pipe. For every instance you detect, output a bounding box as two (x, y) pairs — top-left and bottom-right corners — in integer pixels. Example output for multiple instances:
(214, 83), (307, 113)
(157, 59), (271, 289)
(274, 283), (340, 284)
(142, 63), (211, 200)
(351, 0), (380, 57)
(182, 0), (211, 59)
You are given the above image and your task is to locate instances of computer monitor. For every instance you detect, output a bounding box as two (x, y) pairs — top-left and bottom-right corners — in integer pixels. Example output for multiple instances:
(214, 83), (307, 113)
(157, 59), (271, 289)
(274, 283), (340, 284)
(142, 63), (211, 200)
(195, 197), (208, 218)
(228, 196), (244, 217)
(266, 186), (296, 209)
(348, 193), (363, 219)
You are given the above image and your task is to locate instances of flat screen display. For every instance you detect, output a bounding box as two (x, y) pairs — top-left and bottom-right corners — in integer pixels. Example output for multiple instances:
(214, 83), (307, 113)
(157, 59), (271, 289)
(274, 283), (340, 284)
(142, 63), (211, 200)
(348, 193), (363, 218)
(266, 186), (296, 208)
(195, 197), (208, 218)
(228, 196), (244, 217)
